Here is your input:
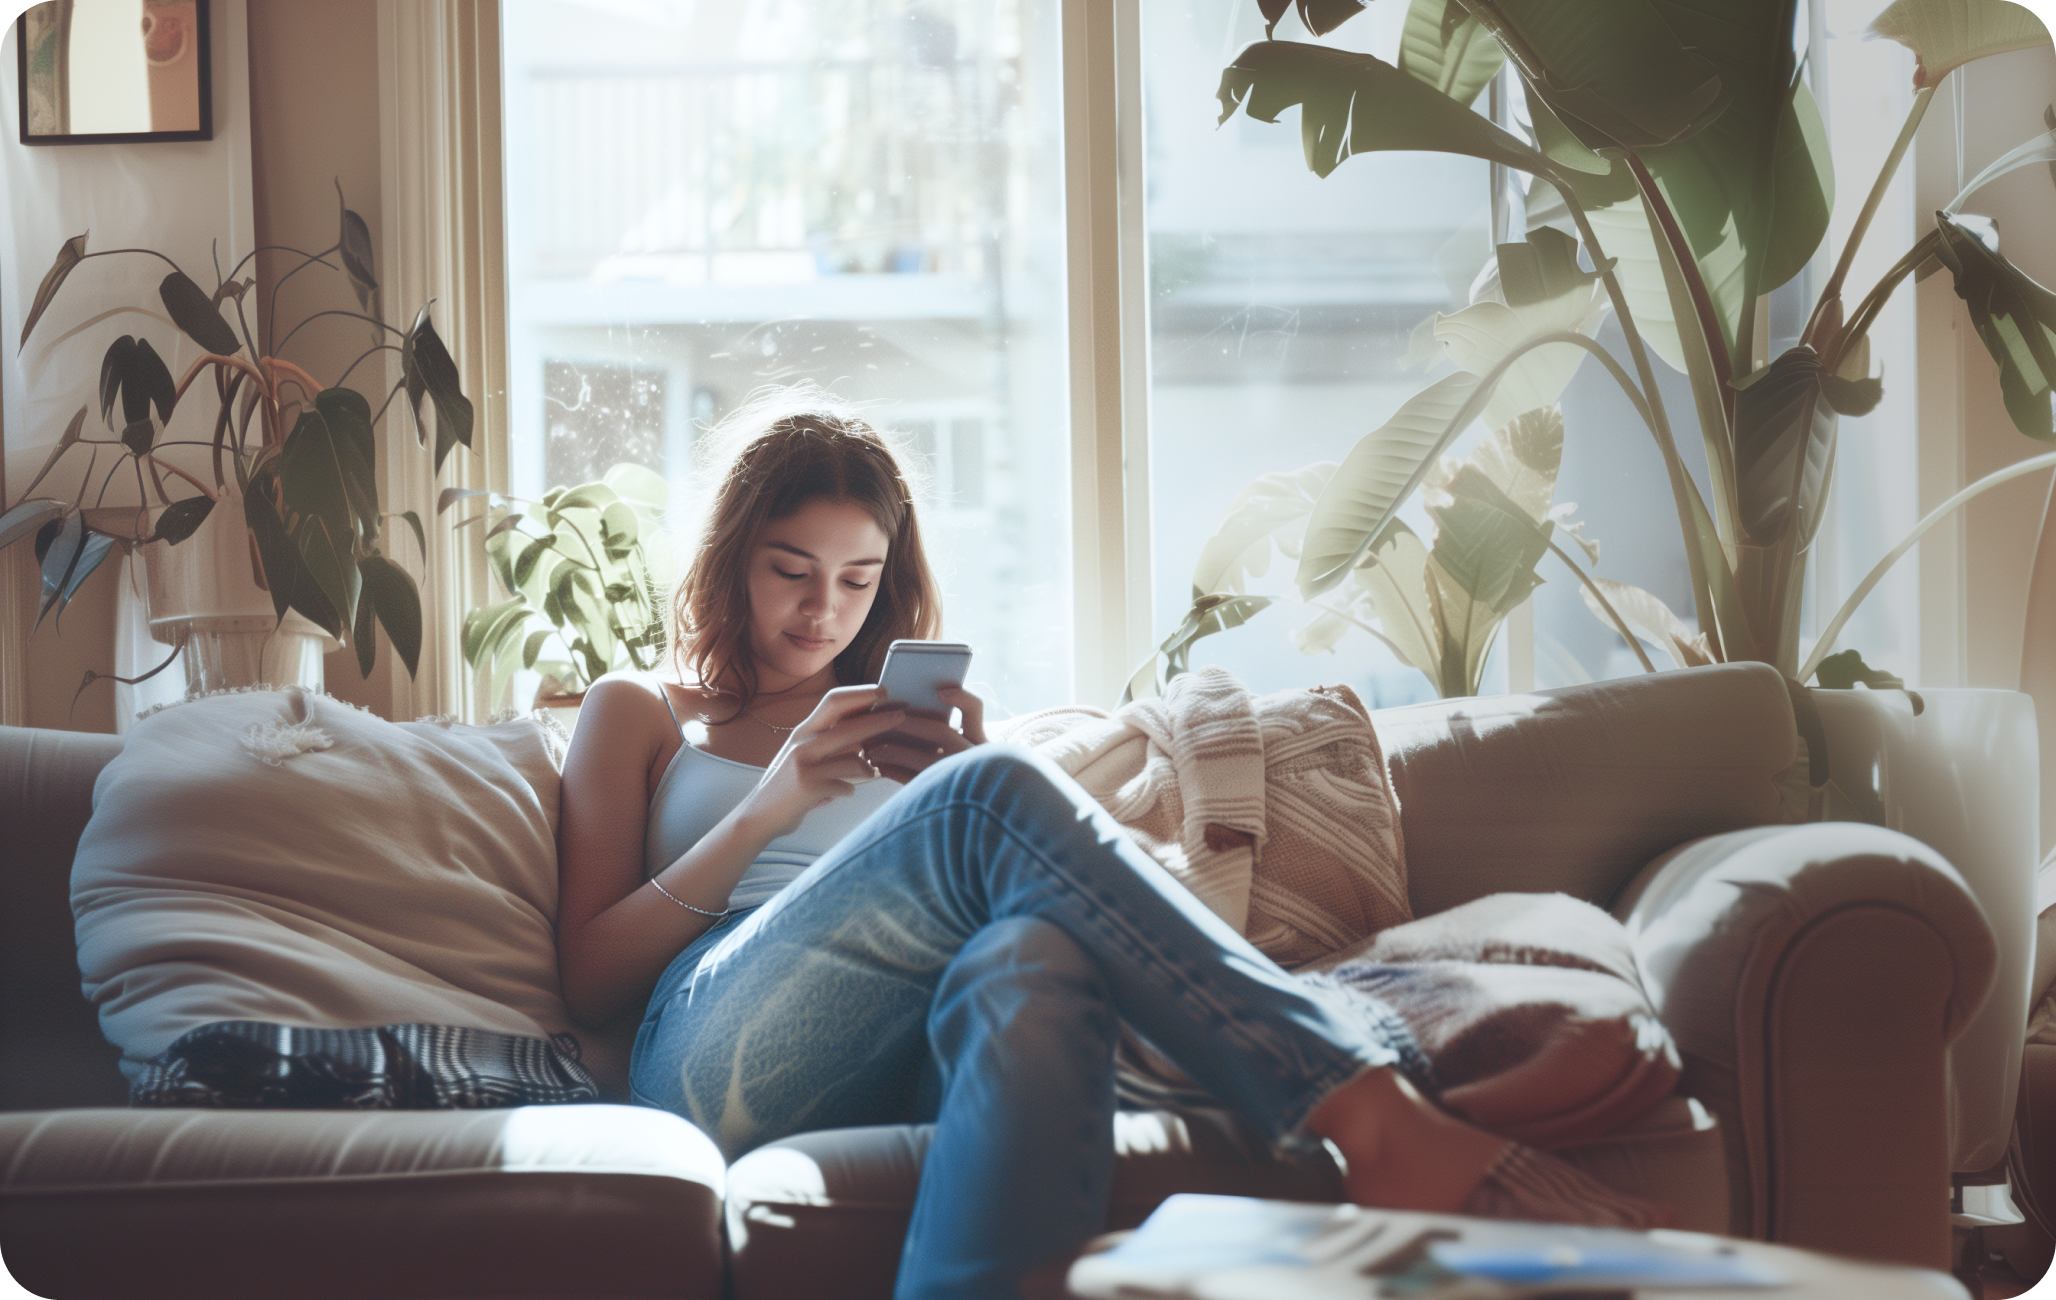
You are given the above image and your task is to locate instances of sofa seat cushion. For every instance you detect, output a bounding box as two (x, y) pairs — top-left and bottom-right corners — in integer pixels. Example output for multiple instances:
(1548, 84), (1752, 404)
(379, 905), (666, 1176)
(0, 1103), (724, 1300)
(722, 1097), (1726, 1300)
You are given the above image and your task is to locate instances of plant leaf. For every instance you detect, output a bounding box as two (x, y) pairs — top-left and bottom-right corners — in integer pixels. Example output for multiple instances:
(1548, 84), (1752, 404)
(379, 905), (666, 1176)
(1733, 346), (1838, 545)
(100, 336), (177, 431)
(1425, 462), (1554, 617)
(1192, 463), (1333, 597)
(150, 495), (215, 545)
(316, 388), (380, 543)
(339, 195), (378, 310)
(158, 270), (241, 356)
(0, 500), (67, 552)
(1813, 647), (1905, 690)
(1127, 593), (1273, 703)
(1436, 234), (1604, 428)
(402, 306), (474, 471)
(1871, 0), (2051, 90)
(1351, 520), (1439, 680)
(17, 407), (90, 502)
(360, 554), (423, 678)
(1397, 0), (1503, 108)
(1579, 576), (1713, 668)
(1458, 0), (1726, 152)
(352, 572), (378, 679)
(1934, 211), (2056, 438)
(281, 405), (357, 560)
(463, 595), (529, 668)
(1297, 372), (1483, 598)
(1217, 40), (1548, 180)
(439, 486), (491, 515)
(292, 516), (356, 638)
(36, 513), (117, 631)
(21, 233), (88, 353)
(243, 483), (297, 624)
(603, 462), (669, 508)
(1629, 4), (1833, 352)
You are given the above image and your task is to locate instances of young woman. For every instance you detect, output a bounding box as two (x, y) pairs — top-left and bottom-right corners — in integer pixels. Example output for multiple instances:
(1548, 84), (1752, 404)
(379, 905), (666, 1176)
(556, 389), (1662, 1300)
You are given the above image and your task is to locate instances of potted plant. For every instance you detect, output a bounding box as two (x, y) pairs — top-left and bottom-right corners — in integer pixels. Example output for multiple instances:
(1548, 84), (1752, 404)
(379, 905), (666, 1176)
(1152, 0), (2051, 1178)
(0, 188), (474, 694)
(442, 463), (671, 724)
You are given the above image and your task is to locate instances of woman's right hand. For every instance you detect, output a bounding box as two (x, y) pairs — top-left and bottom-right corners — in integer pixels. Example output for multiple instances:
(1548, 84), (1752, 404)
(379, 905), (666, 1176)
(738, 685), (907, 839)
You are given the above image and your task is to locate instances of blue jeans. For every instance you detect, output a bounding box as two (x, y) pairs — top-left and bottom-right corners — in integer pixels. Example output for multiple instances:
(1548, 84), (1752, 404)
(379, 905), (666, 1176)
(630, 745), (1411, 1300)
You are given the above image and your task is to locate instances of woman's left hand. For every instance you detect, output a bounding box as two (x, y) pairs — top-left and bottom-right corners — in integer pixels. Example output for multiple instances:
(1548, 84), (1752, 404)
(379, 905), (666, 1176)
(862, 685), (986, 783)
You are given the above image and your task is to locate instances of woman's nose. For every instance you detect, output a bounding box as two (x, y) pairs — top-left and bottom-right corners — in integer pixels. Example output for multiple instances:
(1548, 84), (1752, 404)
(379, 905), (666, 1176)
(798, 577), (834, 617)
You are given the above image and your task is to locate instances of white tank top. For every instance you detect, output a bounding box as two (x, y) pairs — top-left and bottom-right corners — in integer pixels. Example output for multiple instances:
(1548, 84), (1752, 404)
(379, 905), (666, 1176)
(642, 686), (898, 910)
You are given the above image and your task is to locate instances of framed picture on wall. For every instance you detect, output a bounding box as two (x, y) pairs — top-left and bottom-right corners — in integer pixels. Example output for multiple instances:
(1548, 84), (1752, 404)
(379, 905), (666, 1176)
(17, 0), (213, 145)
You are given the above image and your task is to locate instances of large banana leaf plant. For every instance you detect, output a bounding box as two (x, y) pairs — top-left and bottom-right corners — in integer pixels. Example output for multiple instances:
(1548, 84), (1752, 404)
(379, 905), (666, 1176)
(0, 188), (473, 681)
(1148, 0), (2056, 697)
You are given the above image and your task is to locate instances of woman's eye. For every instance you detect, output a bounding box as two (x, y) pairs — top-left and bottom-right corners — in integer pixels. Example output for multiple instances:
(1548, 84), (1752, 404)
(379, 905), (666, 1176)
(773, 568), (805, 580)
(843, 579), (872, 590)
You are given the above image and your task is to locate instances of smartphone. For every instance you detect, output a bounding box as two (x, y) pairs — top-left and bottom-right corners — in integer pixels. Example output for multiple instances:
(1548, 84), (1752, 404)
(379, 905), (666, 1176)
(875, 640), (973, 717)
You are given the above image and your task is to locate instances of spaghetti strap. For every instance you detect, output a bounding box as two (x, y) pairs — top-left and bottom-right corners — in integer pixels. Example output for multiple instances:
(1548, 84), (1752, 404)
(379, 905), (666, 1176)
(655, 678), (686, 739)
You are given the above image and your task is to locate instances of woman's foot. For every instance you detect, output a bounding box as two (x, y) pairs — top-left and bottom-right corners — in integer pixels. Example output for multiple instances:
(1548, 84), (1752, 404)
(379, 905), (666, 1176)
(1306, 1068), (1507, 1211)
(1306, 1069), (1673, 1229)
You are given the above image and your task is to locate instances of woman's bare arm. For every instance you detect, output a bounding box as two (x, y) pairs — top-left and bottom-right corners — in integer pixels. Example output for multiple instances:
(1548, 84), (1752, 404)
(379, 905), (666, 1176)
(555, 677), (909, 1026)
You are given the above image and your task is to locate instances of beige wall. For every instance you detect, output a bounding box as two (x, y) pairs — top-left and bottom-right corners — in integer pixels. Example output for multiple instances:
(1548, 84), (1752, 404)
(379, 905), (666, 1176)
(247, 0), (393, 719)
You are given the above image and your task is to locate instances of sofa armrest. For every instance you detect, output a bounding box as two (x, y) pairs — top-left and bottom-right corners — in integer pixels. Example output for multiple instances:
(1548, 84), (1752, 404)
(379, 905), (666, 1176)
(1613, 823), (1997, 1272)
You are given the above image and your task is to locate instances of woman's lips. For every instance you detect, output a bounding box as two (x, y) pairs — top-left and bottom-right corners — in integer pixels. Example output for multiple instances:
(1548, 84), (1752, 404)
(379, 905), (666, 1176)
(784, 631), (832, 651)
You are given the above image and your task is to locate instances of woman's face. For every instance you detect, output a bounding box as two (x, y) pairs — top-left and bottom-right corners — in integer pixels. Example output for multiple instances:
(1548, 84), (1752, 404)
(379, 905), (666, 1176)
(746, 497), (891, 690)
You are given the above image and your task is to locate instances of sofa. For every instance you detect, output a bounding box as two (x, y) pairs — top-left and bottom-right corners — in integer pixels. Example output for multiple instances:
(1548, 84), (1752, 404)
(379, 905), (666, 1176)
(0, 661), (1999, 1299)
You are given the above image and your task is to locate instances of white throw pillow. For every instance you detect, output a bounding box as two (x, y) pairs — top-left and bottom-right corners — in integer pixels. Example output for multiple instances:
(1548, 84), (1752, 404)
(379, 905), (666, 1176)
(69, 688), (618, 1089)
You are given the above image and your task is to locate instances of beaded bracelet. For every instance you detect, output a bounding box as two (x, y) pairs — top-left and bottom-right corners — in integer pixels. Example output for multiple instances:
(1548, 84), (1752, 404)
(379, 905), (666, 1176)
(651, 877), (731, 919)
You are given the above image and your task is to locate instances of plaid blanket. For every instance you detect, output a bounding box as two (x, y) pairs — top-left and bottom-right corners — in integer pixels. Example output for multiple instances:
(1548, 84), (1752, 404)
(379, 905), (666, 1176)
(130, 1019), (599, 1109)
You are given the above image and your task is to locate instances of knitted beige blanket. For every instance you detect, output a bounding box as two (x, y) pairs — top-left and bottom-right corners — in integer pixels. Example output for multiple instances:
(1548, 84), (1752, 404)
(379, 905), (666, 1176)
(999, 666), (1411, 969)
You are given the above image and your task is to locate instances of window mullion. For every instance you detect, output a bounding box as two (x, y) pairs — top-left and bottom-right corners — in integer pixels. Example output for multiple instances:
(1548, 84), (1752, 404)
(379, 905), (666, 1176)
(1062, 0), (1150, 710)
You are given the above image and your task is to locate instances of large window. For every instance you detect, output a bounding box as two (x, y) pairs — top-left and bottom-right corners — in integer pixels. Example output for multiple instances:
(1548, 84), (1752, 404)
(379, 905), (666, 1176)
(501, 0), (1070, 715)
(499, 0), (1926, 713)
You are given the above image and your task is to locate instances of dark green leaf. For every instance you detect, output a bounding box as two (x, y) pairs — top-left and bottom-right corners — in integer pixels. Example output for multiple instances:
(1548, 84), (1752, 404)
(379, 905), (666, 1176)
(21, 232), (87, 353)
(1458, 0), (1725, 151)
(1292, 0), (1365, 37)
(1733, 346), (1838, 546)
(1136, 593), (1275, 703)
(0, 500), (67, 552)
(281, 405), (357, 557)
(121, 419), (156, 456)
(158, 270), (241, 356)
(360, 554), (423, 678)
(339, 196), (378, 310)
(1934, 211), (2056, 439)
(291, 516), (354, 639)
(1821, 373), (1884, 416)
(150, 495), (216, 545)
(1217, 41), (1547, 180)
(1638, 5), (1833, 349)
(243, 485), (297, 624)
(17, 407), (89, 503)
(317, 389), (380, 541)
(402, 306), (474, 471)
(400, 509), (428, 563)
(99, 336), (177, 431)
(1814, 648), (1904, 691)
(352, 573), (378, 679)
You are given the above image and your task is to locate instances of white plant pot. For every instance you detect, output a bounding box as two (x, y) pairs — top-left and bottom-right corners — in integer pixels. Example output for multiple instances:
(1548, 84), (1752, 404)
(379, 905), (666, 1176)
(1812, 686), (2039, 1174)
(142, 487), (342, 695)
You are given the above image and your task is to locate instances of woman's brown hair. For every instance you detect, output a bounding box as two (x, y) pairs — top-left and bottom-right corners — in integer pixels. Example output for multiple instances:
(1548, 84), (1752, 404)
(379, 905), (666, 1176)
(668, 388), (941, 710)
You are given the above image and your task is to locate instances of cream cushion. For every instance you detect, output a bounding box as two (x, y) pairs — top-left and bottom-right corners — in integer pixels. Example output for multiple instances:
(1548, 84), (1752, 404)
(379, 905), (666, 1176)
(69, 687), (628, 1094)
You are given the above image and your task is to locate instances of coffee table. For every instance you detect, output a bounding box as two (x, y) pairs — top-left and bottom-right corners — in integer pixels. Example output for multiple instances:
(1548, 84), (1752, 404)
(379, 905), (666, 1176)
(1064, 1197), (1969, 1299)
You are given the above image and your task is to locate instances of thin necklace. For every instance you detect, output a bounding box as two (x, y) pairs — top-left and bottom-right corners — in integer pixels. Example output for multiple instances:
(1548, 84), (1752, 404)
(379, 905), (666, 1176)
(744, 709), (801, 734)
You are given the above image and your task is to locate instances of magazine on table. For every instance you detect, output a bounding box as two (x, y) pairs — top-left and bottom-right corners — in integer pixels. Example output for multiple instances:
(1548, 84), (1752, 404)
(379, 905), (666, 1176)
(1065, 1195), (1787, 1299)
